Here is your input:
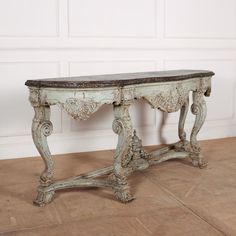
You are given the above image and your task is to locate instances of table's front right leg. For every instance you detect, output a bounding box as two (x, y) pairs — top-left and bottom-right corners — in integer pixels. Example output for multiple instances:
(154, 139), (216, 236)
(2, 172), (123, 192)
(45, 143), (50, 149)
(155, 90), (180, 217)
(112, 103), (134, 203)
(190, 90), (207, 168)
(31, 104), (55, 206)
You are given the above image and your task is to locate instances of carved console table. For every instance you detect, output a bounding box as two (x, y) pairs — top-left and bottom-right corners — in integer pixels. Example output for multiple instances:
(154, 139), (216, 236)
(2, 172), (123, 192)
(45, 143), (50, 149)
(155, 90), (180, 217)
(25, 70), (214, 206)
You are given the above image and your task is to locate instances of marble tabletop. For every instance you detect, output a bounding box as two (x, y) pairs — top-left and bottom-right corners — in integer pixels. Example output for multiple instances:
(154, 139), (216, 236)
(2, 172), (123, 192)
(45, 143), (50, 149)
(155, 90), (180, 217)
(25, 70), (214, 89)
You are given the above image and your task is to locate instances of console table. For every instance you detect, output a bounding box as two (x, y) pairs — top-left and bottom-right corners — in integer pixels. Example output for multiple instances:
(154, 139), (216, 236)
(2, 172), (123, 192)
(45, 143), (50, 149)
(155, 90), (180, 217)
(25, 70), (214, 206)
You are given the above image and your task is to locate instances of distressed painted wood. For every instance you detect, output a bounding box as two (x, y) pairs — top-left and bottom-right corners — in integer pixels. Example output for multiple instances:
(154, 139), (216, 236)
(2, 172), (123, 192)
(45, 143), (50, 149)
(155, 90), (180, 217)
(112, 102), (134, 202)
(25, 70), (214, 206)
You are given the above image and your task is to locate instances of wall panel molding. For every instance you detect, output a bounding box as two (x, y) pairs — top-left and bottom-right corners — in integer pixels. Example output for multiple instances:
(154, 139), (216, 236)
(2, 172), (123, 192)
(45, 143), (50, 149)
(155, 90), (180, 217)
(0, 0), (60, 37)
(0, 61), (62, 137)
(67, 0), (157, 38)
(164, 0), (236, 39)
(0, 0), (236, 159)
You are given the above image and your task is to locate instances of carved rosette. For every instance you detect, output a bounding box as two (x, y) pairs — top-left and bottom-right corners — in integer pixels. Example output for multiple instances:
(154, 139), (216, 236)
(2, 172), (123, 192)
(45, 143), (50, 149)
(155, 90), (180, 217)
(143, 85), (189, 113)
(112, 117), (133, 138)
(61, 98), (102, 120)
(112, 119), (123, 135)
(38, 120), (53, 137)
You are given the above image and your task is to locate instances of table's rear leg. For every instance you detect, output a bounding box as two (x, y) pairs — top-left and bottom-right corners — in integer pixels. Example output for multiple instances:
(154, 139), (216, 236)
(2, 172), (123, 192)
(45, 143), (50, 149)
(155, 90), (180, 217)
(178, 98), (189, 150)
(112, 103), (134, 203)
(31, 105), (55, 206)
(190, 91), (207, 168)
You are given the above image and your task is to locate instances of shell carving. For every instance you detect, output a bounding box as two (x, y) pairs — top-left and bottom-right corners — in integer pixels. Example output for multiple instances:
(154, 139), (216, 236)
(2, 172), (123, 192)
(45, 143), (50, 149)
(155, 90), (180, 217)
(62, 98), (101, 120)
(144, 85), (189, 113)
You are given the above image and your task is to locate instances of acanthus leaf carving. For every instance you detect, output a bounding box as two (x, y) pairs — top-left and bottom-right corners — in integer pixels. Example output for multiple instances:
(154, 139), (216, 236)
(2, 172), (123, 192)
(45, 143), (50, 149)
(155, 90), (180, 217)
(61, 98), (102, 120)
(143, 85), (189, 113)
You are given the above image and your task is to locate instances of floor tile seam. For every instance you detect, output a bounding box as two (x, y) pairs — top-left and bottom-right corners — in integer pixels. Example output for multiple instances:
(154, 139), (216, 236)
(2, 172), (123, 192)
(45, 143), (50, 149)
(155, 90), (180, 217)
(0, 213), (156, 234)
(0, 222), (64, 235)
(0, 181), (38, 188)
(143, 173), (227, 236)
(135, 217), (153, 235)
(55, 211), (165, 225)
(159, 184), (228, 236)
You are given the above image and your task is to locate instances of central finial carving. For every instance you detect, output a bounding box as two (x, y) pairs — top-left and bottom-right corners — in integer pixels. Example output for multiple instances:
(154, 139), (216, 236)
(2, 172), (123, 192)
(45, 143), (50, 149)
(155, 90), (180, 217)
(122, 130), (150, 170)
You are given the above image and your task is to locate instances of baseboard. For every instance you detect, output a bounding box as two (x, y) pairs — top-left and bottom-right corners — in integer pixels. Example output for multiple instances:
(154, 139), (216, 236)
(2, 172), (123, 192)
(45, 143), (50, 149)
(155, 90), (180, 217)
(0, 122), (235, 160)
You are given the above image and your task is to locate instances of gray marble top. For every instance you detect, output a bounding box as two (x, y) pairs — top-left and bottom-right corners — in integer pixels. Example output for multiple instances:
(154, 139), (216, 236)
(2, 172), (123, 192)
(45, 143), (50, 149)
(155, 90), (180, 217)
(25, 70), (214, 88)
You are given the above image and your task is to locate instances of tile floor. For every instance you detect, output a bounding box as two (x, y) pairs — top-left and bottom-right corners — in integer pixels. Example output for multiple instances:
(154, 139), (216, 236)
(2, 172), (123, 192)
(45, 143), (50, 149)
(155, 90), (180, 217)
(0, 138), (236, 236)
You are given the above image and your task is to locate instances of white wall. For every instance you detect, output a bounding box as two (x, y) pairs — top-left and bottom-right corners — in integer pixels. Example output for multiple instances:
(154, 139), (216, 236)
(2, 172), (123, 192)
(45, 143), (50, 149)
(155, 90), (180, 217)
(0, 0), (236, 159)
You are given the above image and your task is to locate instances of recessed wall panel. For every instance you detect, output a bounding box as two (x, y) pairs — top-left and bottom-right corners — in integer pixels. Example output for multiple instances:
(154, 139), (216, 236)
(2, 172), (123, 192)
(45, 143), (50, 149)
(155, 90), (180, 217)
(68, 0), (157, 37)
(0, 0), (58, 36)
(165, 0), (236, 38)
(0, 62), (61, 137)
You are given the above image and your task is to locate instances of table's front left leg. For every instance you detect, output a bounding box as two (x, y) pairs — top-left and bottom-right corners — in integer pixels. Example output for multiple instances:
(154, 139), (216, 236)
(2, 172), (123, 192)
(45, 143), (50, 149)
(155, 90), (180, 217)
(190, 91), (207, 168)
(112, 102), (134, 203)
(31, 104), (55, 206)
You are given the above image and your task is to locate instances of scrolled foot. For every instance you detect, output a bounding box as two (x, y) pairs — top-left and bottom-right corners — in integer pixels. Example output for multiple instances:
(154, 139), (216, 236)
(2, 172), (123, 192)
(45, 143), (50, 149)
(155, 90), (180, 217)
(113, 183), (135, 203)
(190, 153), (208, 169)
(106, 173), (134, 202)
(33, 187), (55, 207)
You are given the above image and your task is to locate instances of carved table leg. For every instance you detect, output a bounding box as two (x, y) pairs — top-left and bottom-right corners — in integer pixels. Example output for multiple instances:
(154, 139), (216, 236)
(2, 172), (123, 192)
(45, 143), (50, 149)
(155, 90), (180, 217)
(175, 96), (190, 152)
(179, 97), (189, 144)
(190, 91), (207, 168)
(112, 102), (134, 203)
(31, 104), (55, 206)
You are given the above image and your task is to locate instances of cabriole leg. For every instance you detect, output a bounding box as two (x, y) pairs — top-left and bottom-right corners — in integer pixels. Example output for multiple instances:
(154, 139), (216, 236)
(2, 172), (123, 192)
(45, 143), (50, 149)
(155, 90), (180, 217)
(112, 102), (134, 203)
(31, 105), (55, 206)
(179, 97), (189, 143)
(190, 91), (207, 168)
(175, 96), (190, 152)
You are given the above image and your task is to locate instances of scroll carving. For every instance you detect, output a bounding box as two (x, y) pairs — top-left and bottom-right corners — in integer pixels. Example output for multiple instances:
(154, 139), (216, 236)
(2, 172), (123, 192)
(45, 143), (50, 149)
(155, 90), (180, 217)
(37, 120), (53, 137)
(61, 98), (102, 120)
(143, 85), (189, 113)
